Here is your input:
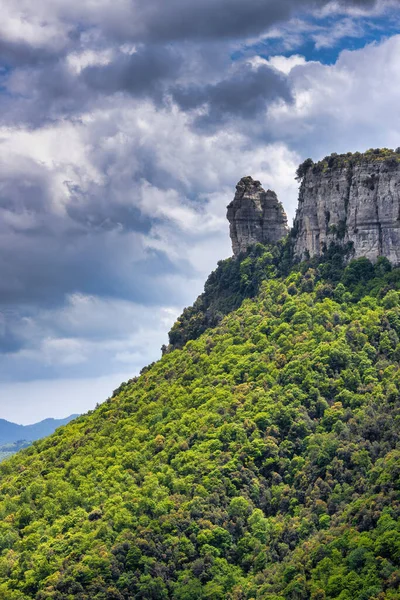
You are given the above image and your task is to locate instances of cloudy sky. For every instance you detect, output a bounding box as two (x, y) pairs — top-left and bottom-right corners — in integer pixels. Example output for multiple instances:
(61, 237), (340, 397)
(1, 0), (400, 423)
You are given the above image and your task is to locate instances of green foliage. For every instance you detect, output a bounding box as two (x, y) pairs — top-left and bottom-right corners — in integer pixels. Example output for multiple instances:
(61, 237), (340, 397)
(0, 253), (399, 598)
(296, 158), (314, 181)
(308, 147), (400, 176)
(167, 240), (292, 351)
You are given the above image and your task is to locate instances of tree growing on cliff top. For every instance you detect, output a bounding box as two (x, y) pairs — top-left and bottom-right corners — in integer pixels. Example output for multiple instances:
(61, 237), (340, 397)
(295, 157), (314, 180)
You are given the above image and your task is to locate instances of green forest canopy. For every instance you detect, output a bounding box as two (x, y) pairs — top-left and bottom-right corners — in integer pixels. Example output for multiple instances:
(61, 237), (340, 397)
(0, 244), (399, 599)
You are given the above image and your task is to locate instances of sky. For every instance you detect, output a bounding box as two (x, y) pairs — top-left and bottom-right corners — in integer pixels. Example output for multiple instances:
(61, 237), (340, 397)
(1, 0), (400, 424)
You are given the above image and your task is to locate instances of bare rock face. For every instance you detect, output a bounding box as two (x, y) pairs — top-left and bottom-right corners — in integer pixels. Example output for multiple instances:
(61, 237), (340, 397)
(293, 155), (400, 264)
(227, 176), (289, 256)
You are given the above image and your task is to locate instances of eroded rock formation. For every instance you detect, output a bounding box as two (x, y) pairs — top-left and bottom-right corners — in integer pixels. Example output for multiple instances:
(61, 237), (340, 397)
(229, 151), (400, 265)
(227, 176), (289, 256)
(293, 154), (400, 264)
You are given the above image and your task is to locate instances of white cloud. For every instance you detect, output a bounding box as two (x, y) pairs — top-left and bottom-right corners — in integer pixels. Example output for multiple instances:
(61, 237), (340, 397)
(267, 34), (400, 157)
(67, 49), (114, 74)
(319, 0), (395, 18)
(0, 7), (68, 50)
(312, 18), (365, 49)
(0, 0), (132, 51)
(266, 55), (307, 75)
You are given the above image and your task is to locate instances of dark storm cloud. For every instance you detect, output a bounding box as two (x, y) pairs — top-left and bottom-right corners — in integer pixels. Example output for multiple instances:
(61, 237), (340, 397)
(173, 63), (292, 126)
(0, 118), (210, 303)
(2, 51), (291, 129)
(0, 317), (24, 354)
(128, 0), (379, 43)
(64, 181), (153, 233)
(0, 226), (185, 307)
(0, 0), (380, 72)
(0, 62), (89, 127)
(0, 46), (184, 127)
(0, 151), (192, 315)
(0, 39), (57, 68)
(82, 46), (182, 98)
(0, 0), (382, 128)
(0, 162), (53, 217)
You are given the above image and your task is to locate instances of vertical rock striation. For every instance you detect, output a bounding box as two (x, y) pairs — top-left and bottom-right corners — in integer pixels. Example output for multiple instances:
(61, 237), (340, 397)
(227, 176), (289, 256)
(293, 153), (400, 264)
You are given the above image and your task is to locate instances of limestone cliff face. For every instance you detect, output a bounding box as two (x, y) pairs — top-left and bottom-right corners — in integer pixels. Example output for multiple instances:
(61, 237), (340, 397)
(293, 156), (400, 264)
(227, 176), (289, 256)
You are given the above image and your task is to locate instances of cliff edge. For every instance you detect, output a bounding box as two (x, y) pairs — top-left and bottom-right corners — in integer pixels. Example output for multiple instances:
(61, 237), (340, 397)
(293, 149), (400, 264)
(229, 149), (400, 264)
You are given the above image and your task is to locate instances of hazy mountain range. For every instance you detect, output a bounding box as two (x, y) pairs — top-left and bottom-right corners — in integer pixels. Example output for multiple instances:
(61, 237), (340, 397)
(0, 415), (79, 461)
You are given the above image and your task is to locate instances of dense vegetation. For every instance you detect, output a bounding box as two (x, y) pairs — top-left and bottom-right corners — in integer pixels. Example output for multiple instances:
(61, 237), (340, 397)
(296, 147), (400, 181)
(167, 242), (293, 351)
(0, 247), (400, 599)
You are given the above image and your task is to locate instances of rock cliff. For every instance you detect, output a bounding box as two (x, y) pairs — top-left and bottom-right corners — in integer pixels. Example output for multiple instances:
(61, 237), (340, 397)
(227, 176), (289, 256)
(293, 151), (400, 264)
(229, 149), (400, 265)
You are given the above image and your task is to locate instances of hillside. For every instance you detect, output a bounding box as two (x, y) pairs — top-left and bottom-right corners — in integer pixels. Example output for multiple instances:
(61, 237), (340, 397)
(166, 241), (293, 351)
(0, 415), (79, 446)
(0, 246), (399, 599)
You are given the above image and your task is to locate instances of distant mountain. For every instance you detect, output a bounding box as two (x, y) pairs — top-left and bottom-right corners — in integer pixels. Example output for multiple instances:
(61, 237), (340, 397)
(0, 440), (32, 463)
(0, 414), (79, 446)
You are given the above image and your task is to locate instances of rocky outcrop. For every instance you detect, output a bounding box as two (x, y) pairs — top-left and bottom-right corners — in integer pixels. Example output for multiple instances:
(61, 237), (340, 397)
(293, 152), (400, 264)
(228, 151), (400, 265)
(227, 176), (289, 256)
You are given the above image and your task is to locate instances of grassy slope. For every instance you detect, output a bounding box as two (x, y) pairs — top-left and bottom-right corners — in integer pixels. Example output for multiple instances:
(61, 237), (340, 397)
(0, 252), (399, 599)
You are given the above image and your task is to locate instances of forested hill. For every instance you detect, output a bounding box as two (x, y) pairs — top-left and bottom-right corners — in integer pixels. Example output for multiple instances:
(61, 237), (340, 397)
(0, 247), (400, 599)
(166, 240), (293, 352)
